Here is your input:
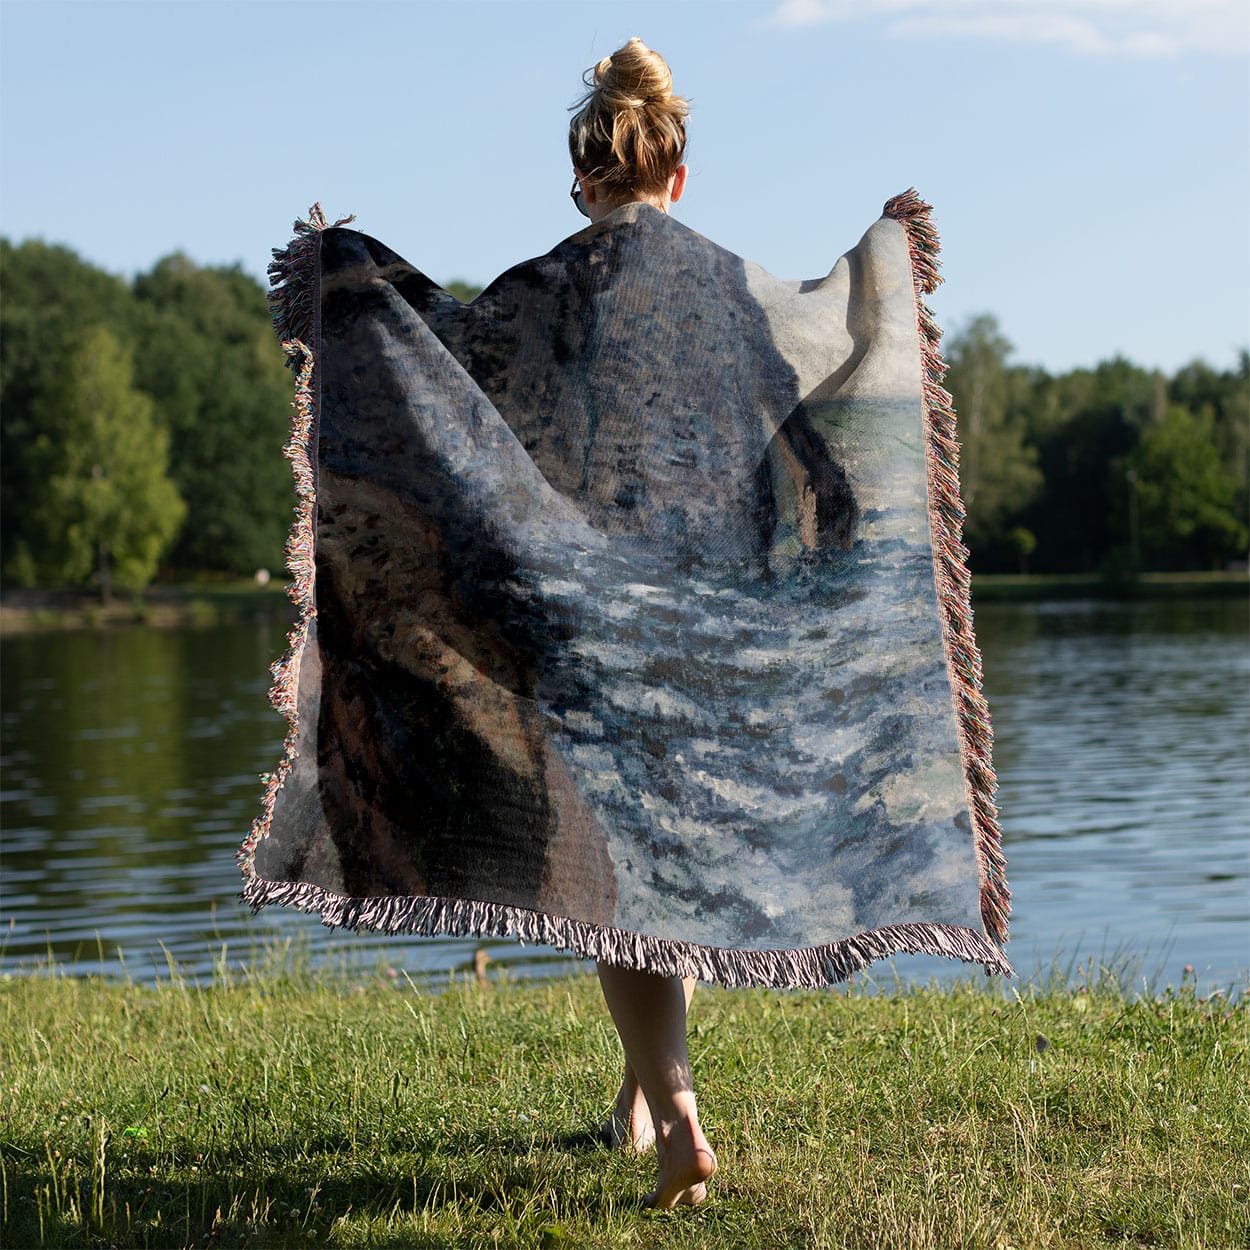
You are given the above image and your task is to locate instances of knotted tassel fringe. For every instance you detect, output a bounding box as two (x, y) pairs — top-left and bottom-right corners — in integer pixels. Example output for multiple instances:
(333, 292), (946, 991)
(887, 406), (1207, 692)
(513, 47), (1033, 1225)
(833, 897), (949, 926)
(883, 188), (1011, 948)
(241, 869), (1014, 987)
(238, 205), (347, 875)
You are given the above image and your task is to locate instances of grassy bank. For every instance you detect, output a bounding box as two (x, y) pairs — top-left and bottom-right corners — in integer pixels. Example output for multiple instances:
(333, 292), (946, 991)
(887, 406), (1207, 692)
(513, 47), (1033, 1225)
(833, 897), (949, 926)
(1, 570), (1244, 633)
(2, 966), (1245, 1249)
(970, 570), (1248, 602)
(0, 582), (292, 634)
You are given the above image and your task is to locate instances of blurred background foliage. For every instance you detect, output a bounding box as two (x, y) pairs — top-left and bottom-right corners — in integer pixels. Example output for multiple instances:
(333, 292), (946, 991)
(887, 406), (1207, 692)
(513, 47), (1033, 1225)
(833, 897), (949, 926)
(1, 237), (1246, 594)
(945, 314), (1248, 576)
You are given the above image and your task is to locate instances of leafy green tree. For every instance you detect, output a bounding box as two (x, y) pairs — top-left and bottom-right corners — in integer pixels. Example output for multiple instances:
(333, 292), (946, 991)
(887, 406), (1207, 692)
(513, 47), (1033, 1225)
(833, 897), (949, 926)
(1169, 354), (1250, 537)
(444, 279), (483, 304)
(1129, 405), (1246, 570)
(1020, 357), (1164, 573)
(1006, 526), (1037, 574)
(943, 315), (1043, 565)
(131, 256), (293, 574)
(23, 327), (185, 595)
(1, 239), (139, 580)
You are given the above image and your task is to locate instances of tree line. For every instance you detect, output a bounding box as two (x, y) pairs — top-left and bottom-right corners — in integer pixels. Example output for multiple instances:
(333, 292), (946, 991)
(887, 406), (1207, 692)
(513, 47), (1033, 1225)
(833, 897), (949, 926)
(2, 240), (294, 594)
(945, 315), (1247, 575)
(1, 238), (1245, 593)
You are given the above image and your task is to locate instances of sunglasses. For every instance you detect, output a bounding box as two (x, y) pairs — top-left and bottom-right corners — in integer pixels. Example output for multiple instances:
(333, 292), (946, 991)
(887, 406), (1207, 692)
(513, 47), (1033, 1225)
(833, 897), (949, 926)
(570, 176), (589, 219)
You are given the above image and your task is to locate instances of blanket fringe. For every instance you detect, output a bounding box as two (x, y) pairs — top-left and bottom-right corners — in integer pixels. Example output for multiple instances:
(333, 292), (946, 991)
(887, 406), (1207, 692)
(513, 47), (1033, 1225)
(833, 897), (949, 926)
(241, 872), (1013, 988)
(883, 188), (1011, 947)
(266, 204), (355, 352)
(238, 205), (347, 876)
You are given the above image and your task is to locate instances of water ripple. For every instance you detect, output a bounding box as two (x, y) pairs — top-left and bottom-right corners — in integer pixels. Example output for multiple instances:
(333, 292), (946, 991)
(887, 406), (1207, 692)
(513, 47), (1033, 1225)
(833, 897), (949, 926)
(1, 599), (1246, 991)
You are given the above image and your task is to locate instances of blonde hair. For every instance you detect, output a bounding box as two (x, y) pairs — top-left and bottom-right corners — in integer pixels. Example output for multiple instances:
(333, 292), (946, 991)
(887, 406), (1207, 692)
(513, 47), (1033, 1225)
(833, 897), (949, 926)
(568, 38), (688, 198)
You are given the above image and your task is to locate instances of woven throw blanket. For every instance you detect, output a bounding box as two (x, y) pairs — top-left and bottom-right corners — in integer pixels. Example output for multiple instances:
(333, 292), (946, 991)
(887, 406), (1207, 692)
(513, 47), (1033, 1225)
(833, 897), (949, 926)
(239, 191), (1011, 987)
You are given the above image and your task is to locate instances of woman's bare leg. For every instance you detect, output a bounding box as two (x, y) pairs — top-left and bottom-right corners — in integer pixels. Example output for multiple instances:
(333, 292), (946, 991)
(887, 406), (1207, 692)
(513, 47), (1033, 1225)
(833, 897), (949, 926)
(602, 1055), (655, 1151)
(601, 977), (696, 1151)
(596, 964), (716, 1208)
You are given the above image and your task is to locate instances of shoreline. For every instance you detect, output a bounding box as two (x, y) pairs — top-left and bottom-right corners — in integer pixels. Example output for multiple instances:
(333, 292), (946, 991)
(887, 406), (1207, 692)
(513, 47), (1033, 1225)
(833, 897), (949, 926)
(1, 571), (1244, 635)
(969, 569), (1248, 601)
(0, 582), (293, 634)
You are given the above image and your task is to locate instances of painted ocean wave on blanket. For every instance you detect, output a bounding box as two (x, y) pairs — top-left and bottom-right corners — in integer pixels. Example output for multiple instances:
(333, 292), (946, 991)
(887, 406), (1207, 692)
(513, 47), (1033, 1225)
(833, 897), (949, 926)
(242, 199), (1010, 985)
(533, 531), (976, 951)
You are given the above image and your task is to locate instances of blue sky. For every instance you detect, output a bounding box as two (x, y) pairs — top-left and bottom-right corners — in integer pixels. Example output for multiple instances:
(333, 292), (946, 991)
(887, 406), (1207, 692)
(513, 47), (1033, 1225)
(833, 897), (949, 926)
(2, 0), (1247, 374)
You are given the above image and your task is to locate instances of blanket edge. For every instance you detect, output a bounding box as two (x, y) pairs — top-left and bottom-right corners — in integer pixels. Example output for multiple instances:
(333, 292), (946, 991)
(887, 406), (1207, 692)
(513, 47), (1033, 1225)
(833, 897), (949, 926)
(241, 870), (1013, 986)
(883, 188), (1011, 947)
(236, 205), (347, 882)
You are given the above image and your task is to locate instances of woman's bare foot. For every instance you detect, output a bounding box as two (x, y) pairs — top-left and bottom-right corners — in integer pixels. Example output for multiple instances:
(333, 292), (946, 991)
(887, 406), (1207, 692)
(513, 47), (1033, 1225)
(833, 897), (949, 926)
(594, 966), (711, 1206)
(601, 1074), (655, 1151)
(644, 1115), (717, 1209)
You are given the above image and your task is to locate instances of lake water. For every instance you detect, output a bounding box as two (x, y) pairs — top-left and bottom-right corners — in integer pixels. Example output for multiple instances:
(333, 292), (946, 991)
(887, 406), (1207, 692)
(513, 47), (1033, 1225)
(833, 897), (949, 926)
(1, 597), (1246, 994)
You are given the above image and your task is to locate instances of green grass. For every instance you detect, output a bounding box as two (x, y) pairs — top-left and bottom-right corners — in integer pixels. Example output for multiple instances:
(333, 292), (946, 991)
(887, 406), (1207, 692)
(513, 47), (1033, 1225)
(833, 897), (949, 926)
(2, 961), (1245, 1249)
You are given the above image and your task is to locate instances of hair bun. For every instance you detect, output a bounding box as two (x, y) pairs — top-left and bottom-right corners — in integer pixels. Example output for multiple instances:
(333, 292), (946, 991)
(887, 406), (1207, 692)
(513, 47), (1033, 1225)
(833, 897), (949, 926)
(594, 36), (673, 109)
(569, 38), (689, 197)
